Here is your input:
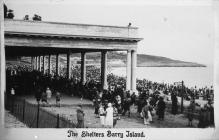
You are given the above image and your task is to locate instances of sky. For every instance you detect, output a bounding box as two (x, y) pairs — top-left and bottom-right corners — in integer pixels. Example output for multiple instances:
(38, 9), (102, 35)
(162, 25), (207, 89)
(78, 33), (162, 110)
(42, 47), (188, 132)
(5, 0), (215, 65)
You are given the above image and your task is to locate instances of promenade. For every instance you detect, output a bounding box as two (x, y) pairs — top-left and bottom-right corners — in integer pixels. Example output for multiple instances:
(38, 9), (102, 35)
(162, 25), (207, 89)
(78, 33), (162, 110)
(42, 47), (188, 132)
(5, 111), (27, 128)
(18, 94), (199, 128)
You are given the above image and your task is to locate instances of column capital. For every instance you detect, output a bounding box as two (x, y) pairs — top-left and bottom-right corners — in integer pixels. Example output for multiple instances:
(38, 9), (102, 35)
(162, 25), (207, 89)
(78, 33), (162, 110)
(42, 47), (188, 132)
(101, 50), (107, 54)
(81, 51), (86, 56)
(131, 49), (137, 53)
(81, 50), (86, 53)
(67, 50), (72, 54)
(127, 50), (132, 53)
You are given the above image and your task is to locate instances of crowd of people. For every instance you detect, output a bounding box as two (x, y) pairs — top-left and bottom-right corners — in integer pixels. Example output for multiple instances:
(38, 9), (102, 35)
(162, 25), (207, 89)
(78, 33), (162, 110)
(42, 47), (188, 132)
(6, 63), (214, 128)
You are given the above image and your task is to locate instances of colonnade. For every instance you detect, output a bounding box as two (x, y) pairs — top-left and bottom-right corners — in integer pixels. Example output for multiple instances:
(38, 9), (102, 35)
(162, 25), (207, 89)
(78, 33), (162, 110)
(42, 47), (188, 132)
(32, 50), (137, 92)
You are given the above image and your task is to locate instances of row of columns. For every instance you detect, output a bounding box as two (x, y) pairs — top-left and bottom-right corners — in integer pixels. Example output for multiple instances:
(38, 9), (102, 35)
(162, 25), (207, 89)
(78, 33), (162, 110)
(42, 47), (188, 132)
(31, 50), (137, 91)
(32, 52), (87, 84)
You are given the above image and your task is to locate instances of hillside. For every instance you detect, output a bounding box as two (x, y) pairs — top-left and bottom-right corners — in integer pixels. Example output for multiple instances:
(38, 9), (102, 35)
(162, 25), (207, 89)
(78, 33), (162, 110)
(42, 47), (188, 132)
(136, 53), (206, 67)
(9, 51), (205, 67)
(81, 52), (206, 67)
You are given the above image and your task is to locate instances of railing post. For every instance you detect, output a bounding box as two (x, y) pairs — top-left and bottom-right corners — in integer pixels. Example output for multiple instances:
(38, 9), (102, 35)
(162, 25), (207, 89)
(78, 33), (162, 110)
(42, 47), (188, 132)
(56, 114), (60, 128)
(22, 99), (25, 121)
(36, 103), (40, 128)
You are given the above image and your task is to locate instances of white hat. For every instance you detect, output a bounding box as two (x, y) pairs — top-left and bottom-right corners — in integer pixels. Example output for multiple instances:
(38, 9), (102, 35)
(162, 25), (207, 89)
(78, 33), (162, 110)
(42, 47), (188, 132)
(108, 103), (112, 107)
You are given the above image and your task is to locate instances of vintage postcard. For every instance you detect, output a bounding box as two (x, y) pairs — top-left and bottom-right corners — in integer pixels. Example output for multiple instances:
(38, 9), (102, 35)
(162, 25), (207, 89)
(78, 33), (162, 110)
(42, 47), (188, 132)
(0, 0), (218, 140)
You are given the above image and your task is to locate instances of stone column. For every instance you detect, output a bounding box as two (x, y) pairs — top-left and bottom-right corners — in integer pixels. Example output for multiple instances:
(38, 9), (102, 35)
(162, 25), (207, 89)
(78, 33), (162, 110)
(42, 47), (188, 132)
(31, 57), (34, 70)
(101, 51), (108, 90)
(81, 52), (86, 85)
(34, 57), (37, 70)
(131, 50), (137, 92)
(56, 54), (59, 76)
(0, 2), (5, 127)
(126, 50), (131, 91)
(48, 55), (51, 75)
(32, 57), (35, 70)
(67, 52), (71, 79)
(36, 56), (38, 70)
(42, 55), (45, 74)
(38, 56), (41, 71)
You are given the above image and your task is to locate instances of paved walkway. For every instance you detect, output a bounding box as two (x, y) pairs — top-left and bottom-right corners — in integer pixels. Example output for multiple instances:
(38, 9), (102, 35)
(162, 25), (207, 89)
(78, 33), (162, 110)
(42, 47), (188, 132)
(21, 94), (93, 106)
(42, 105), (198, 128)
(19, 94), (199, 128)
(4, 110), (27, 128)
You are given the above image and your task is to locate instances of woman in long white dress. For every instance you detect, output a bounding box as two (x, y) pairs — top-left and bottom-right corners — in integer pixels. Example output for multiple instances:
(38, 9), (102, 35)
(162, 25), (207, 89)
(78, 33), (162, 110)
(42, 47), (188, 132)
(99, 104), (106, 127)
(105, 103), (113, 128)
(46, 87), (52, 104)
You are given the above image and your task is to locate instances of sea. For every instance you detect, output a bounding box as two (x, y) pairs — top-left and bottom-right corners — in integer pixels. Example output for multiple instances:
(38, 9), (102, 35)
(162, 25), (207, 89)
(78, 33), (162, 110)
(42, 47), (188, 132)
(110, 65), (214, 89)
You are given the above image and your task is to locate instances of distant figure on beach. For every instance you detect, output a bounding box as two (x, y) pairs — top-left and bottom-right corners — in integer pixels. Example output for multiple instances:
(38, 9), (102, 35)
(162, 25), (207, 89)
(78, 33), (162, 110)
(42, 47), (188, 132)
(7, 9), (14, 19)
(187, 99), (195, 127)
(76, 105), (85, 128)
(23, 15), (29, 20)
(32, 14), (42, 21)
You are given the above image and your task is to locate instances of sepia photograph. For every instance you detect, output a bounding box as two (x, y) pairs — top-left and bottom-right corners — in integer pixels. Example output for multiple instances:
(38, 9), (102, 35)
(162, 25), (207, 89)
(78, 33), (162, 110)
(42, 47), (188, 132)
(0, 0), (218, 139)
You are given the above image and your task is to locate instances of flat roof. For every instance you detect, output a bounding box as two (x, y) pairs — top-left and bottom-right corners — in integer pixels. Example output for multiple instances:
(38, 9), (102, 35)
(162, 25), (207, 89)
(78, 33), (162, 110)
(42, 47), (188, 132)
(5, 19), (142, 40)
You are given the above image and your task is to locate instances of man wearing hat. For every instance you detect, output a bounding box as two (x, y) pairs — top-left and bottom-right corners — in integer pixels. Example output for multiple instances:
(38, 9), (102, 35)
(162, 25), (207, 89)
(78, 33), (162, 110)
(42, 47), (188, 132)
(187, 99), (196, 127)
(157, 96), (166, 120)
(76, 105), (85, 128)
